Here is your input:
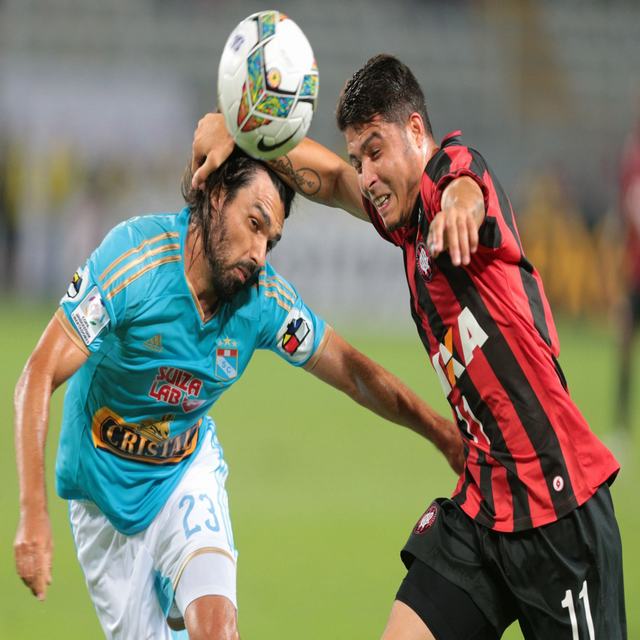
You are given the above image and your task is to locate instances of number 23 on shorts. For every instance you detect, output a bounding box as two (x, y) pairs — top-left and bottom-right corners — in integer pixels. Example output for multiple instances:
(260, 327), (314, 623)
(179, 493), (220, 540)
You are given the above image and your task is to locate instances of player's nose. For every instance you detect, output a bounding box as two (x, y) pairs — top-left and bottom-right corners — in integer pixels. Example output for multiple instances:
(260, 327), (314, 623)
(362, 159), (377, 193)
(250, 237), (268, 268)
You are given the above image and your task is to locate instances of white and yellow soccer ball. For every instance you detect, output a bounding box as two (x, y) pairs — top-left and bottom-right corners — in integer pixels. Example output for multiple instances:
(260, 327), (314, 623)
(217, 10), (319, 160)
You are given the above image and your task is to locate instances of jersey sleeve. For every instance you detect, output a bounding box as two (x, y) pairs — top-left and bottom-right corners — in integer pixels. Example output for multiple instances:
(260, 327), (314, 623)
(257, 265), (327, 368)
(57, 222), (133, 353)
(426, 145), (503, 251)
(428, 145), (490, 220)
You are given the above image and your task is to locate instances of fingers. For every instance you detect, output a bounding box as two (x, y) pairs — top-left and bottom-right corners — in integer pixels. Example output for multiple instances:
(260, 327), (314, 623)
(426, 212), (445, 257)
(15, 540), (53, 601)
(190, 115), (209, 173)
(17, 554), (48, 599)
(191, 153), (218, 191)
(445, 423), (465, 475)
(467, 212), (479, 255)
(447, 213), (461, 266)
(457, 214), (471, 265)
(427, 209), (480, 266)
(15, 545), (34, 586)
(452, 445), (466, 475)
(33, 561), (52, 601)
(190, 113), (235, 190)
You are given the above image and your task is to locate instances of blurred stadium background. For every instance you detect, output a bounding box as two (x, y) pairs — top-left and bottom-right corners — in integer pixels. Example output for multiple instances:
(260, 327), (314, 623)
(1, 1), (639, 638)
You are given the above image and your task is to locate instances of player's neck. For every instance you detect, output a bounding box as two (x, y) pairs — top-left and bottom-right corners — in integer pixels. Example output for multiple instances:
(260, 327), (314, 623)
(423, 135), (439, 168)
(184, 227), (220, 321)
(403, 137), (440, 220)
(404, 135), (439, 207)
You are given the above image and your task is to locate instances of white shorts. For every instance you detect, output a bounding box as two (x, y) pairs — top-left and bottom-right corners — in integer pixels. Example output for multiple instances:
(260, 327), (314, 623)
(69, 429), (237, 640)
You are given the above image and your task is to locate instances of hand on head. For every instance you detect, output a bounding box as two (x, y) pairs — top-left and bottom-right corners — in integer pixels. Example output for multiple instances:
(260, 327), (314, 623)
(191, 113), (235, 191)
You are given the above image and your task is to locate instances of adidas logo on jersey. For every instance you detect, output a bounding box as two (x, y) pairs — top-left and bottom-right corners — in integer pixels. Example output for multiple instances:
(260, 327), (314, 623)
(144, 334), (163, 352)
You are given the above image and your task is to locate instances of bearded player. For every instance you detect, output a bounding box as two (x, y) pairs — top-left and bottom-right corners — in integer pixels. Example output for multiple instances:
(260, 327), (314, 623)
(14, 149), (464, 639)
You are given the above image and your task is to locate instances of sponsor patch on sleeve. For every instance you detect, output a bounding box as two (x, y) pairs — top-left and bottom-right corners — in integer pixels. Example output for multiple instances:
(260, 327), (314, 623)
(71, 287), (110, 345)
(276, 308), (314, 363)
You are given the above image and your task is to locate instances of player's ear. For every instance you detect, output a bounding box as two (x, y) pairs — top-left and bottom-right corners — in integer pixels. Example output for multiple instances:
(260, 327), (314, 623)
(209, 190), (225, 217)
(407, 112), (426, 148)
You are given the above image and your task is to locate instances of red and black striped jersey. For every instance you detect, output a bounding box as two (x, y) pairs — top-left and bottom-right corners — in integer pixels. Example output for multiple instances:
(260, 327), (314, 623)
(363, 131), (619, 532)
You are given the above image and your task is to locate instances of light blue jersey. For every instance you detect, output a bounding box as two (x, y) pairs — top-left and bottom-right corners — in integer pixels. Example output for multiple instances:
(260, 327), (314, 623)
(56, 207), (326, 535)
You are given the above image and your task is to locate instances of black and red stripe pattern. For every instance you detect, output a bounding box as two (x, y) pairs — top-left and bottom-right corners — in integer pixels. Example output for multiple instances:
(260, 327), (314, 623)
(363, 132), (619, 532)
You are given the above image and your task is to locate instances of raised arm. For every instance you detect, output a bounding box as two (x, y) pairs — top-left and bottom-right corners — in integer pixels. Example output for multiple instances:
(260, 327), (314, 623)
(427, 176), (486, 266)
(305, 329), (465, 474)
(191, 113), (367, 220)
(14, 314), (88, 600)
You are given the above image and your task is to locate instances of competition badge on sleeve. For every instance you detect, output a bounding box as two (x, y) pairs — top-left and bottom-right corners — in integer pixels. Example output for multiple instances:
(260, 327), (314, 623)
(62, 265), (89, 301)
(276, 308), (314, 363)
(71, 287), (110, 345)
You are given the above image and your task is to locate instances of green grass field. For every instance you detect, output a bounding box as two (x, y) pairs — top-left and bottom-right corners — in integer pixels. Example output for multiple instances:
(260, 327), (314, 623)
(0, 301), (638, 639)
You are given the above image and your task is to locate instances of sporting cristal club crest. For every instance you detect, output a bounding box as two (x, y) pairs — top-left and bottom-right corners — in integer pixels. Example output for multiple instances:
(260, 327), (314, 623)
(215, 337), (239, 380)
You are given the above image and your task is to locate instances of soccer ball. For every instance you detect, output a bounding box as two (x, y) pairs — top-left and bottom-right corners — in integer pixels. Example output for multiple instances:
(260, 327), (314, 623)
(217, 10), (318, 160)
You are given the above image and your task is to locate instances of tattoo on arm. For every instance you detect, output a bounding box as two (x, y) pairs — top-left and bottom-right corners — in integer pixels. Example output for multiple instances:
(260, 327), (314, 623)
(269, 155), (321, 197)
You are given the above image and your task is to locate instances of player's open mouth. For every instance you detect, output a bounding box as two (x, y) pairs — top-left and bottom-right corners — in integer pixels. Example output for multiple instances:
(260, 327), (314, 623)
(373, 194), (391, 215)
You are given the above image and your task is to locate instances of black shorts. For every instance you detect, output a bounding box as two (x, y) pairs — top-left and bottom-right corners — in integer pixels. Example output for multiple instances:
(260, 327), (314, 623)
(396, 485), (626, 639)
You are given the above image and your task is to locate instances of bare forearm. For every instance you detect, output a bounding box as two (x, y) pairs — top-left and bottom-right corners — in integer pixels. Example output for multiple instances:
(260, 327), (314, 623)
(14, 364), (52, 512)
(347, 352), (460, 454)
(268, 138), (365, 218)
(14, 315), (86, 600)
(14, 370), (54, 601)
(15, 315), (87, 506)
(191, 114), (365, 218)
(267, 143), (323, 198)
(309, 332), (464, 472)
(441, 176), (485, 229)
(428, 176), (486, 266)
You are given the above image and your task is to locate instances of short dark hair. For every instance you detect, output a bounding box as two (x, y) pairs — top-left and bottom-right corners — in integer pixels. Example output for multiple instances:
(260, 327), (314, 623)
(336, 54), (432, 135)
(182, 148), (295, 261)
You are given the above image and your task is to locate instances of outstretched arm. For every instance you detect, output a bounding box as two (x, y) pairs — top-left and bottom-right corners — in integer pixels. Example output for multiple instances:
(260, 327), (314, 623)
(191, 113), (367, 220)
(305, 329), (465, 474)
(426, 176), (486, 266)
(14, 314), (88, 600)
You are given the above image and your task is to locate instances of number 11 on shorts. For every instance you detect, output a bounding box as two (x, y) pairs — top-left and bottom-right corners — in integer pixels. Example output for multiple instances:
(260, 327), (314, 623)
(561, 580), (595, 640)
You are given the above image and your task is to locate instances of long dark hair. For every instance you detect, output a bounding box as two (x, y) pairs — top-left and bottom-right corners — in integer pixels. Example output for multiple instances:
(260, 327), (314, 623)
(181, 148), (295, 262)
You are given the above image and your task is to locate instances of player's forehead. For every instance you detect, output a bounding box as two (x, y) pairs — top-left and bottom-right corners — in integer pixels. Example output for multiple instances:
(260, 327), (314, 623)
(235, 169), (285, 232)
(345, 115), (400, 158)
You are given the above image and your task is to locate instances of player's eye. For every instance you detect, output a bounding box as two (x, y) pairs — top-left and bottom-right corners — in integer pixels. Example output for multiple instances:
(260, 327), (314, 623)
(249, 217), (260, 230)
(267, 233), (281, 253)
(370, 148), (381, 160)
